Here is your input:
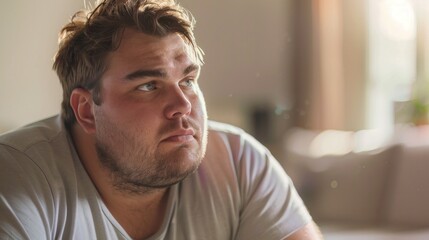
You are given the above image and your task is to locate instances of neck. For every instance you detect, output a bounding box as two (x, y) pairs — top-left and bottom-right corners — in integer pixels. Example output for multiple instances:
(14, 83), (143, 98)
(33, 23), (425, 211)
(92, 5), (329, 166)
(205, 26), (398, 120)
(70, 124), (169, 239)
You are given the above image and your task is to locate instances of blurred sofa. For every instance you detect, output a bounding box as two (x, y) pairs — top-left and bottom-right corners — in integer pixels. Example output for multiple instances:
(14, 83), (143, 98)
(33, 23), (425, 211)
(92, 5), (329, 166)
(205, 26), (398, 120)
(282, 127), (429, 240)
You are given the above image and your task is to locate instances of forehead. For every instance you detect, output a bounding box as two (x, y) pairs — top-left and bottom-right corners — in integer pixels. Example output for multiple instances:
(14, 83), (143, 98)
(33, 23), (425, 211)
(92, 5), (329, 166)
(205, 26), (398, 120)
(106, 28), (196, 69)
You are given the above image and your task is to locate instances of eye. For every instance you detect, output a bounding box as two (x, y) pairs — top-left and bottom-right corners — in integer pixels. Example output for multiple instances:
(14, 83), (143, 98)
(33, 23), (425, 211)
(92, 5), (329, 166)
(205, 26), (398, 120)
(137, 82), (157, 92)
(180, 79), (195, 88)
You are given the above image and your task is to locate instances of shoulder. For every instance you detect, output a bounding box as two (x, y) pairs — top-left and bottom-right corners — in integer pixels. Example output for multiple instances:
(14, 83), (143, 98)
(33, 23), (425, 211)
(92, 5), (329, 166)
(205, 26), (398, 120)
(0, 115), (74, 195)
(0, 116), (68, 238)
(204, 121), (280, 199)
(202, 121), (313, 239)
(0, 115), (64, 153)
(207, 120), (269, 159)
(207, 120), (246, 144)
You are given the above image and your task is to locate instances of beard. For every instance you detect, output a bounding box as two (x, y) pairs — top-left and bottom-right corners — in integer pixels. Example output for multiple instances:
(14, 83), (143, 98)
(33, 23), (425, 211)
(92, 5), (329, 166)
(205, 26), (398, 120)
(94, 115), (207, 194)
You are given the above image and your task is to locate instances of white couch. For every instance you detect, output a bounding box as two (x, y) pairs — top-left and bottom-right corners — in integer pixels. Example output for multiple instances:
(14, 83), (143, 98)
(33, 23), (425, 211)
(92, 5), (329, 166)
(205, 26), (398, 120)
(282, 127), (429, 239)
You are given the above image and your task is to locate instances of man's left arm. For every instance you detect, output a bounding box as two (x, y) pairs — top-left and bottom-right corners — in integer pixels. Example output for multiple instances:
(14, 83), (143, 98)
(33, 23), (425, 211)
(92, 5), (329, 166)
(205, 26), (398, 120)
(285, 221), (323, 240)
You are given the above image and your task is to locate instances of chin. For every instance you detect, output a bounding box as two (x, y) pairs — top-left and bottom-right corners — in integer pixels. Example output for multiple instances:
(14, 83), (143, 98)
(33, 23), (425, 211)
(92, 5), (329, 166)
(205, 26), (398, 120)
(172, 147), (202, 170)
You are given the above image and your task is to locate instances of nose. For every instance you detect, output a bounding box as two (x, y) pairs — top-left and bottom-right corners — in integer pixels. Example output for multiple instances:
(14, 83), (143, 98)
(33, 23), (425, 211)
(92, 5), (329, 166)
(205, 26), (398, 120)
(164, 86), (192, 119)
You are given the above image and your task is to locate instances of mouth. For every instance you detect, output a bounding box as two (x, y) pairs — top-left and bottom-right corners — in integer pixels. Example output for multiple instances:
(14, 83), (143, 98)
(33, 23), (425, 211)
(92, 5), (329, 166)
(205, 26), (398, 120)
(161, 129), (196, 143)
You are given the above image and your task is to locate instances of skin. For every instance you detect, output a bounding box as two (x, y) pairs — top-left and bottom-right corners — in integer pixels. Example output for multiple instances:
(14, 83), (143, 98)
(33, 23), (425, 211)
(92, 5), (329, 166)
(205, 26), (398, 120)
(91, 31), (207, 193)
(285, 222), (324, 240)
(70, 27), (323, 240)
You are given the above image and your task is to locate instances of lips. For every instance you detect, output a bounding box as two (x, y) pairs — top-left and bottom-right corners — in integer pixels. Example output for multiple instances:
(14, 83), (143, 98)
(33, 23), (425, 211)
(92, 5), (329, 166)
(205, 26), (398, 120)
(161, 129), (196, 143)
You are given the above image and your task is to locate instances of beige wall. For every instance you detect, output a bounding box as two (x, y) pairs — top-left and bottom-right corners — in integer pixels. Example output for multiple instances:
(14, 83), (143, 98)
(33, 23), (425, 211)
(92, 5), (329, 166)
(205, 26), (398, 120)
(0, 0), (83, 133)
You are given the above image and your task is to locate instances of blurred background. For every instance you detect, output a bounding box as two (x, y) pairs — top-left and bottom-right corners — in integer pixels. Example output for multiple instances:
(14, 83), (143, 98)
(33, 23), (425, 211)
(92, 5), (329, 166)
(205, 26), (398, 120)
(2, 0), (429, 142)
(2, 0), (429, 238)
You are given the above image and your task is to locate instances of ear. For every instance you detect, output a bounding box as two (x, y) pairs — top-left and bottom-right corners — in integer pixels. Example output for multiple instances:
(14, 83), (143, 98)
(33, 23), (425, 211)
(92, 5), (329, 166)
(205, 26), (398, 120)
(70, 88), (96, 134)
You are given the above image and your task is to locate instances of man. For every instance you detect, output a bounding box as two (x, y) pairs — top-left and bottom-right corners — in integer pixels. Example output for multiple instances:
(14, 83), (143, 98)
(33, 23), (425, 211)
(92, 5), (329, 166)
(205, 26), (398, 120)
(0, 0), (322, 239)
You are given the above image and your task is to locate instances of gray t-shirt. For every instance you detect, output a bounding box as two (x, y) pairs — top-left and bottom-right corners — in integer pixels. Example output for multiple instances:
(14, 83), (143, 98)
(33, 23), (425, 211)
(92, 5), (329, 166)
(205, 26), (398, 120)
(0, 116), (311, 240)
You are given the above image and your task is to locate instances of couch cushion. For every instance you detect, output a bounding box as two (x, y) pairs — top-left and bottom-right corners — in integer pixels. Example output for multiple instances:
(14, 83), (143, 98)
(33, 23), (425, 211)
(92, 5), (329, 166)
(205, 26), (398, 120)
(286, 145), (401, 224)
(320, 223), (429, 240)
(385, 146), (429, 227)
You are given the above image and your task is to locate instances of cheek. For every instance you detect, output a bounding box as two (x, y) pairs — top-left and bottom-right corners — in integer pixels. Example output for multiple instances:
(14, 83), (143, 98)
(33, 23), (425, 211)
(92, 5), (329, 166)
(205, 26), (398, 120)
(98, 100), (162, 134)
(192, 89), (207, 117)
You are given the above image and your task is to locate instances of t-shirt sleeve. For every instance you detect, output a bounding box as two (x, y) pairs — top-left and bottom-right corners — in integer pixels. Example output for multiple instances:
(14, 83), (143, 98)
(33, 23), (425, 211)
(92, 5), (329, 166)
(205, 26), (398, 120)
(233, 134), (312, 240)
(0, 145), (53, 240)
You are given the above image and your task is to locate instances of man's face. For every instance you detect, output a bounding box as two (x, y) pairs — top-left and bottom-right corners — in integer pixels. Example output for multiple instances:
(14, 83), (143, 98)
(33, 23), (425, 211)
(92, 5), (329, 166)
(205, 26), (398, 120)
(93, 29), (207, 192)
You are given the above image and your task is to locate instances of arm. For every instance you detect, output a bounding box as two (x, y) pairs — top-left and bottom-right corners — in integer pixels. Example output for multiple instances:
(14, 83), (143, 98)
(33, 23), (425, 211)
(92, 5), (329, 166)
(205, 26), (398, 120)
(285, 221), (324, 240)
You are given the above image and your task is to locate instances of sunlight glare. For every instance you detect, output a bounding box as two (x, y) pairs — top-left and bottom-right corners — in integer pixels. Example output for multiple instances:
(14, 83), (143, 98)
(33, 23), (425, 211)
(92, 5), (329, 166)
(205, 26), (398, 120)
(378, 0), (416, 41)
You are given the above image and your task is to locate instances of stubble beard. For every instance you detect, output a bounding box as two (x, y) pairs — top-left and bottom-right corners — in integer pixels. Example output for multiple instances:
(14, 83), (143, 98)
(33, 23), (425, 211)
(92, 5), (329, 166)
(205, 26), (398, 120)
(94, 118), (207, 194)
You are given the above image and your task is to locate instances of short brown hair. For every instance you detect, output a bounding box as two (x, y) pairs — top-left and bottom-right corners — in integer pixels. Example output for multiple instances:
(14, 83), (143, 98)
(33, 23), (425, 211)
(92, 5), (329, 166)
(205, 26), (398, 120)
(53, 0), (204, 127)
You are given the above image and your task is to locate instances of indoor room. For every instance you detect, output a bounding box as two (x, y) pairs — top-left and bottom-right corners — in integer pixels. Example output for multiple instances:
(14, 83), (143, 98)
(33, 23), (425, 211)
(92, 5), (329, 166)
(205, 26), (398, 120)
(1, 0), (428, 239)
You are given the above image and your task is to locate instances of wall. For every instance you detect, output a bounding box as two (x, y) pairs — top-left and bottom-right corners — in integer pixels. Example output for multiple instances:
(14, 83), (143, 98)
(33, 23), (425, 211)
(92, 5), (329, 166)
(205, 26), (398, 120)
(0, 0), (83, 133)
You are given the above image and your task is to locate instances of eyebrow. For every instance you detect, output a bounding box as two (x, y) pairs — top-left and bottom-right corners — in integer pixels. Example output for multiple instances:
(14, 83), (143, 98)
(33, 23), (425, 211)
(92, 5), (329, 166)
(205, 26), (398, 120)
(125, 64), (200, 80)
(125, 69), (166, 80)
(184, 64), (200, 75)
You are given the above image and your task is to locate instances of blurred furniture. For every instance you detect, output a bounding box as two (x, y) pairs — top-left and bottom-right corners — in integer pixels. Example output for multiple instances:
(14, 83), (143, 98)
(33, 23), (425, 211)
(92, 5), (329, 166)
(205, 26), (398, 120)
(282, 126), (429, 240)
